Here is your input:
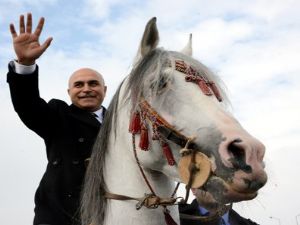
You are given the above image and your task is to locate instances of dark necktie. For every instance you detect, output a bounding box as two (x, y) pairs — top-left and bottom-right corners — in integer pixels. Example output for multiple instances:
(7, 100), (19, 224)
(92, 113), (101, 123)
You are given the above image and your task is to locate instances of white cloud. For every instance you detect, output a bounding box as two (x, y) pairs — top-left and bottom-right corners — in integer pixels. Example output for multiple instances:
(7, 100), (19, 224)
(81, 0), (138, 20)
(82, 0), (112, 20)
(245, 0), (299, 22)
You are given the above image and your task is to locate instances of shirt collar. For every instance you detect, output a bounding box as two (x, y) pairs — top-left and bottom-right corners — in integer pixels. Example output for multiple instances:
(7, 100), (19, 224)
(198, 206), (210, 216)
(198, 206), (230, 224)
(222, 210), (229, 224)
(92, 106), (104, 123)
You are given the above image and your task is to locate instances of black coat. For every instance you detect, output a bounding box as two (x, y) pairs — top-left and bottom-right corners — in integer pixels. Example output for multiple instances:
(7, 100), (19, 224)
(179, 199), (259, 225)
(7, 64), (103, 225)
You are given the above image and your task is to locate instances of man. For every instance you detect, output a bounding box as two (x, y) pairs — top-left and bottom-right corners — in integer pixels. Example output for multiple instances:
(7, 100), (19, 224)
(7, 13), (107, 225)
(179, 189), (259, 225)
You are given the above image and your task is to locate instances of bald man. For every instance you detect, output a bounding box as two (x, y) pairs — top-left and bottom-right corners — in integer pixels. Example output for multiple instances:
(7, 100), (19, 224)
(7, 13), (106, 225)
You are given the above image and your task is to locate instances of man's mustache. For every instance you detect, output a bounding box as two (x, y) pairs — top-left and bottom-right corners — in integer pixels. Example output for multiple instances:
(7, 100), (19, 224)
(78, 93), (96, 98)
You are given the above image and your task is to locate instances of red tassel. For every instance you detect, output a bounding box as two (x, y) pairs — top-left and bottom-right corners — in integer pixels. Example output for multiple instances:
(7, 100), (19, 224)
(164, 209), (178, 225)
(139, 127), (149, 151)
(198, 79), (213, 96)
(162, 143), (175, 166)
(210, 82), (222, 102)
(129, 112), (141, 134)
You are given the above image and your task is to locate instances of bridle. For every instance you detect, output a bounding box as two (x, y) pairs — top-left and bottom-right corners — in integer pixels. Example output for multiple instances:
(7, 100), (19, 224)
(105, 60), (230, 224)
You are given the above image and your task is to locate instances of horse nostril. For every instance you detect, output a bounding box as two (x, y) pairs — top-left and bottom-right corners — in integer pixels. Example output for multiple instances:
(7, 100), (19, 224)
(243, 179), (265, 191)
(228, 139), (252, 173)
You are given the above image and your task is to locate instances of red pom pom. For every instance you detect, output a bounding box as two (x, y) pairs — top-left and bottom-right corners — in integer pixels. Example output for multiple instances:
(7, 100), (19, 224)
(139, 127), (149, 151)
(162, 143), (175, 166)
(129, 112), (141, 134)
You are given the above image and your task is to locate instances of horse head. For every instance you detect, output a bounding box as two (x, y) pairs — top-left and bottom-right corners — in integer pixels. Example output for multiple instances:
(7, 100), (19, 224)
(129, 17), (267, 205)
(81, 17), (267, 225)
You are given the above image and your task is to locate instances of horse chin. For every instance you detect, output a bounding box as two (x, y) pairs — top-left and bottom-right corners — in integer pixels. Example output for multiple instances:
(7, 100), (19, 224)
(200, 176), (258, 206)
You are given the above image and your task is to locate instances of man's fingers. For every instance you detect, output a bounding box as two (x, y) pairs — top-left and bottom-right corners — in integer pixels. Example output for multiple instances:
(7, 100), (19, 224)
(10, 24), (17, 38)
(26, 13), (32, 33)
(40, 37), (53, 52)
(19, 14), (25, 33)
(33, 17), (45, 37)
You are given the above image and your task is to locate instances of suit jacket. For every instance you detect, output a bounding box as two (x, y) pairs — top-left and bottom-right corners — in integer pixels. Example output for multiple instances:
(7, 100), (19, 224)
(179, 199), (259, 225)
(7, 64), (103, 225)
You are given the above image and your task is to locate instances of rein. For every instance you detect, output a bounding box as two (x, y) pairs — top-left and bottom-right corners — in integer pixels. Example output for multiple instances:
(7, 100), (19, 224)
(104, 191), (178, 210)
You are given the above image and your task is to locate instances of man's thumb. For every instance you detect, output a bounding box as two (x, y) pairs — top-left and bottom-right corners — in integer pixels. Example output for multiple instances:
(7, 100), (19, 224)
(41, 37), (53, 52)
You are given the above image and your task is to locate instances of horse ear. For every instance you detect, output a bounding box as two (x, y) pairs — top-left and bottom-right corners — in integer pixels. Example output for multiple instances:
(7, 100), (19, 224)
(132, 17), (159, 66)
(138, 17), (159, 58)
(181, 33), (193, 57)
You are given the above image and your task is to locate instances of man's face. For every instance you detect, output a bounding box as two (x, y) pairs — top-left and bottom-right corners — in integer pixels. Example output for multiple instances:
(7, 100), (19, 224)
(68, 68), (107, 112)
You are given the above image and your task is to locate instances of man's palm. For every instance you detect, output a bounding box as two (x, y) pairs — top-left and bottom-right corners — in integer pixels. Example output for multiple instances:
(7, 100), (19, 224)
(13, 33), (44, 63)
(10, 13), (52, 65)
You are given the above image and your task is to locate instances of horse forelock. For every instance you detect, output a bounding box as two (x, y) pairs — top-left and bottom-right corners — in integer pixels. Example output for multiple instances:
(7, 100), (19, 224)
(125, 48), (167, 111)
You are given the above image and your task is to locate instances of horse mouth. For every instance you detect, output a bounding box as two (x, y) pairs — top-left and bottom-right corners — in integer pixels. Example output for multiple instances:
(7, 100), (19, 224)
(200, 175), (259, 204)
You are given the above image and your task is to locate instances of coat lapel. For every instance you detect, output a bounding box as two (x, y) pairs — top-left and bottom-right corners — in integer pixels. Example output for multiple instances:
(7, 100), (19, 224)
(69, 104), (101, 128)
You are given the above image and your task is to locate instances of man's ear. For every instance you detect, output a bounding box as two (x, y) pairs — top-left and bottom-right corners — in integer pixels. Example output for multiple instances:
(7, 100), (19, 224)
(67, 89), (70, 96)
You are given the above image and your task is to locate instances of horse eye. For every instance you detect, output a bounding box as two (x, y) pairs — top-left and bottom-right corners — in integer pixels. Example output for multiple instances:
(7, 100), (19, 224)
(158, 77), (168, 89)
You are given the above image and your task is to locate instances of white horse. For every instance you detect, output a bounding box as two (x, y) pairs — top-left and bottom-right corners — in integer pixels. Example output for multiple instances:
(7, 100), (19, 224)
(81, 18), (267, 225)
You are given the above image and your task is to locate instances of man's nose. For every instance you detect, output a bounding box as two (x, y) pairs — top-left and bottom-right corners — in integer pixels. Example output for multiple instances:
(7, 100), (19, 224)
(82, 84), (91, 92)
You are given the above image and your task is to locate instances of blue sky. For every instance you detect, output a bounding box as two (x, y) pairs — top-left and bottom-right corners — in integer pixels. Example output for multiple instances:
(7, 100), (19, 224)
(0, 0), (300, 225)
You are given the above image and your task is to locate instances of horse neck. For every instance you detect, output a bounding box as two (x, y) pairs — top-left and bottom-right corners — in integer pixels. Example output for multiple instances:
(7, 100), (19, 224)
(103, 88), (180, 225)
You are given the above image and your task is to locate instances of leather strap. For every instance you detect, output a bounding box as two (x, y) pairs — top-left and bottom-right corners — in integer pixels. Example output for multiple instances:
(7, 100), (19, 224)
(156, 125), (187, 148)
(105, 192), (177, 210)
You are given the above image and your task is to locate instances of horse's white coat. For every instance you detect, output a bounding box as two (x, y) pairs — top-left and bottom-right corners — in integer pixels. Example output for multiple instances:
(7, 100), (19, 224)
(103, 78), (180, 225)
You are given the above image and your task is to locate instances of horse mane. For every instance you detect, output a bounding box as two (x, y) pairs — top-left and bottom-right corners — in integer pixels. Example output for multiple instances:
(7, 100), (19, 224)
(80, 48), (229, 225)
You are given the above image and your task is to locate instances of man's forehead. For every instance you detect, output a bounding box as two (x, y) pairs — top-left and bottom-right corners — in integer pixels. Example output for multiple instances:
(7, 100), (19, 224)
(69, 72), (104, 87)
(71, 76), (100, 82)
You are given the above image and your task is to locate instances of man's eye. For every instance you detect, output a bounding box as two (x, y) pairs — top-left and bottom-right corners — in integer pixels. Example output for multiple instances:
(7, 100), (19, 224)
(74, 83), (83, 88)
(89, 82), (99, 87)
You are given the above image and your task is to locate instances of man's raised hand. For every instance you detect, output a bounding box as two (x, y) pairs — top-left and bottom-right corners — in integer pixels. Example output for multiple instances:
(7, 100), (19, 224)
(10, 13), (53, 65)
